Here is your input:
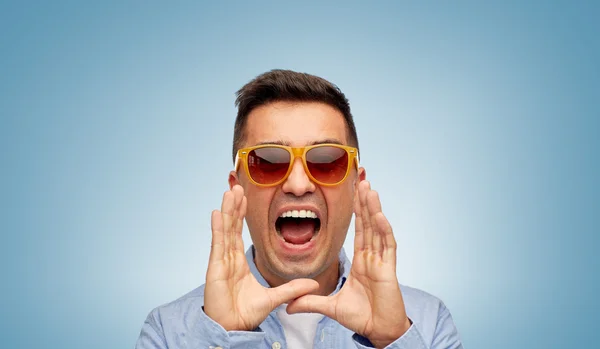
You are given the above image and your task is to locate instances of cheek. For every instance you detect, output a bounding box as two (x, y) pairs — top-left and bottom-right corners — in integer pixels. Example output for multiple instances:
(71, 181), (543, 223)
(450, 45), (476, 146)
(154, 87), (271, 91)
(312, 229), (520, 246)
(243, 188), (275, 231)
(324, 185), (355, 225)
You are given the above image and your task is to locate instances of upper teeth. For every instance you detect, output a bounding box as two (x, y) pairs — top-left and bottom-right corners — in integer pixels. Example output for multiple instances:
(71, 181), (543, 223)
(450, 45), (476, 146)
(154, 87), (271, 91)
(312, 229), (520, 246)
(280, 210), (318, 219)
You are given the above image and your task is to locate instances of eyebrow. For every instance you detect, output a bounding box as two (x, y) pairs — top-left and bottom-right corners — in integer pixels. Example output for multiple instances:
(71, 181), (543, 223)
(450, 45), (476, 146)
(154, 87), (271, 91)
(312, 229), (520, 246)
(253, 139), (344, 147)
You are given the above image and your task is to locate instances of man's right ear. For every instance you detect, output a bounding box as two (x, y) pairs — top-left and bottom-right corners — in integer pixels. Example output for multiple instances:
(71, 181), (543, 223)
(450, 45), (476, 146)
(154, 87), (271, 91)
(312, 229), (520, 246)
(228, 171), (239, 190)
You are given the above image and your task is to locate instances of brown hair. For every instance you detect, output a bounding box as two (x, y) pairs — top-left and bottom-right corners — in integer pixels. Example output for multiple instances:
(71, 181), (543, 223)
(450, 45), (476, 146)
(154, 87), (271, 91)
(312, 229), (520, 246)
(232, 69), (359, 162)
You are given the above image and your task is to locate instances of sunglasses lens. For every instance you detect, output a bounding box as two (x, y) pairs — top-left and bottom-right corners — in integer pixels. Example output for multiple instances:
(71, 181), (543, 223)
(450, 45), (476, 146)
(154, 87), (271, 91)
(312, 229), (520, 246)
(247, 147), (291, 185)
(306, 146), (349, 184)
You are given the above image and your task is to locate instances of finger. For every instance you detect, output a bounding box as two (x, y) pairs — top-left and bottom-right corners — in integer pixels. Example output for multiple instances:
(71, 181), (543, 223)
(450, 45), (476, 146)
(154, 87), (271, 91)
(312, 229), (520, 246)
(286, 294), (336, 319)
(366, 190), (383, 255)
(266, 278), (319, 308)
(234, 196), (247, 252)
(230, 185), (244, 251)
(359, 181), (373, 251)
(209, 210), (225, 263)
(353, 187), (364, 253)
(365, 190), (397, 258)
(375, 212), (397, 264)
(220, 190), (235, 253)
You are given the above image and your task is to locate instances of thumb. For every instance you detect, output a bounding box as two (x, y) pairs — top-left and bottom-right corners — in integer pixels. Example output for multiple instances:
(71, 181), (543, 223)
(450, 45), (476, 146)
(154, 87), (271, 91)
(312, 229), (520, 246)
(286, 294), (336, 318)
(266, 278), (319, 307)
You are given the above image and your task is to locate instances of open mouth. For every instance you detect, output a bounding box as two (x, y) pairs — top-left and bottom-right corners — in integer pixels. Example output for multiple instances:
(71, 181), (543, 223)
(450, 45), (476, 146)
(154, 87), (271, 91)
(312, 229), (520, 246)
(275, 210), (321, 245)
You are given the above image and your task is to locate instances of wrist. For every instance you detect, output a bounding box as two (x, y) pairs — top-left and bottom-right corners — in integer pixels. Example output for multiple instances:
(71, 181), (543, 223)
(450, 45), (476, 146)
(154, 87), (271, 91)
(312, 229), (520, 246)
(369, 317), (412, 348)
(202, 306), (251, 332)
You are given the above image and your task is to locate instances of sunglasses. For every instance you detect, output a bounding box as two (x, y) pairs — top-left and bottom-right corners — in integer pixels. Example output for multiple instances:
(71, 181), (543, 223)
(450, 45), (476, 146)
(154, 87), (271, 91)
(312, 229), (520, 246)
(234, 144), (360, 187)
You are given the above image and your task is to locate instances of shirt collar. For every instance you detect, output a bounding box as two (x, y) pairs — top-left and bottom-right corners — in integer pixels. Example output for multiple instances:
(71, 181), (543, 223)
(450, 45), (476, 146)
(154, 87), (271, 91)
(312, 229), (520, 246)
(245, 245), (351, 295)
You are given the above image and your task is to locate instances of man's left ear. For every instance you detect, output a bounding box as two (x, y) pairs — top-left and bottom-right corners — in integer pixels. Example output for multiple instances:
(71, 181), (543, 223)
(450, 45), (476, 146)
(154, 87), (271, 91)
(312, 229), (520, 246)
(354, 167), (366, 189)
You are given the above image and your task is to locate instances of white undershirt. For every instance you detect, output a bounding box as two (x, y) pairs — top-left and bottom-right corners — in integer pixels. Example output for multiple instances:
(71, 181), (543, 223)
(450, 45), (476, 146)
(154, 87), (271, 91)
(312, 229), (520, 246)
(276, 304), (325, 349)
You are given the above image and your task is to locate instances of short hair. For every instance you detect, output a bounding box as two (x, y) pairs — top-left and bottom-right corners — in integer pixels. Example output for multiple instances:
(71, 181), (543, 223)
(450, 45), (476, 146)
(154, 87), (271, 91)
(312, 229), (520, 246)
(232, 69), (359, 162)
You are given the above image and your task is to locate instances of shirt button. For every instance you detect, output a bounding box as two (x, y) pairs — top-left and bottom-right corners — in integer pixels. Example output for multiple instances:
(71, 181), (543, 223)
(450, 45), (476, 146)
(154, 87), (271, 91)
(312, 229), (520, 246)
(272, 342), (281, 349)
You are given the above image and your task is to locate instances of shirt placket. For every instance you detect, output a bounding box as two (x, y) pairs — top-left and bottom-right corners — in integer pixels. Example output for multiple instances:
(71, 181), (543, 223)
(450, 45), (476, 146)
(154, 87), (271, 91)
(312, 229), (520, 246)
(262, 312), (287, 349)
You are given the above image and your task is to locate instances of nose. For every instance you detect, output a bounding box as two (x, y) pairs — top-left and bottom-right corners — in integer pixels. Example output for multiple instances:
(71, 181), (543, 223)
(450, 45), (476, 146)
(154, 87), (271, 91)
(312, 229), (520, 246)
(281, 158), (316, 196)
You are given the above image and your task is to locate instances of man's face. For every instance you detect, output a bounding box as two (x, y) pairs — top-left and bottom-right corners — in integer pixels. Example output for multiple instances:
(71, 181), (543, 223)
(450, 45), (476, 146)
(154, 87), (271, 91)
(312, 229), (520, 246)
(230, 101), (364, 284)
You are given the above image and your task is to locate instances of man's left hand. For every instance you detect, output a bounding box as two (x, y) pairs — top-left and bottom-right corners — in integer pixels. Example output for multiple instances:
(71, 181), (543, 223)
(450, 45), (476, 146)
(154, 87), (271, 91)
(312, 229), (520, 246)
(287, 180), (410, 348)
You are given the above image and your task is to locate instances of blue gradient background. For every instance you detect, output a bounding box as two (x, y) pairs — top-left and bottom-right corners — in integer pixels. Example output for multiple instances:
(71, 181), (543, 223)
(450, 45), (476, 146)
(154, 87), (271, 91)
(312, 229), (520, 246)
(1, 1), (598, 348)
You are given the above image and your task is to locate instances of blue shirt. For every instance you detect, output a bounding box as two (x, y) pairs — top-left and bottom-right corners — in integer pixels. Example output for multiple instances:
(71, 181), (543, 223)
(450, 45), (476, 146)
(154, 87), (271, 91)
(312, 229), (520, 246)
(136, 247), (463, 349)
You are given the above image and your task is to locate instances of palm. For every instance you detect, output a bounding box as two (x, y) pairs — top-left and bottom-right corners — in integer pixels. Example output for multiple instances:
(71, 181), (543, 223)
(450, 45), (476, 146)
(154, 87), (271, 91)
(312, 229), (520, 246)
(329, 249), (406, 341)
(204, 185), (318, 331)
(205, 248), (280, 331)
(287, 181), (410, 348)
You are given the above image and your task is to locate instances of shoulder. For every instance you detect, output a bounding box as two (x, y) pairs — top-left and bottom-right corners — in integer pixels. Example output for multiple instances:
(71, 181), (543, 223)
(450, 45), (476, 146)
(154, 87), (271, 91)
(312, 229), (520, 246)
(400, 283), (450, 318)
(399, 284), (458, 344)
(400, 284), (444, 308)
(144, 284), (207, 330)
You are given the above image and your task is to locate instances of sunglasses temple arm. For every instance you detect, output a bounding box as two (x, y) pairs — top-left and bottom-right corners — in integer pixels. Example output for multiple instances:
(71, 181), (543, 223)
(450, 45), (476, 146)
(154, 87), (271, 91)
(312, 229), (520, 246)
(234, 153), (240, 171)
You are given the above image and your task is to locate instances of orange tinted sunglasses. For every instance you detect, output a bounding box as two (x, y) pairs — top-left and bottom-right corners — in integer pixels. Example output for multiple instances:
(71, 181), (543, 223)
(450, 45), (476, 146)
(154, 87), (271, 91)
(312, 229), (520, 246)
(235, 144), (360, 187)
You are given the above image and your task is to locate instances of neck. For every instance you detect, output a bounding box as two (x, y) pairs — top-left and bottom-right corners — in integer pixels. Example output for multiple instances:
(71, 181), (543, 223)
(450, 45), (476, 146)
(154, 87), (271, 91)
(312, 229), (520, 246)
(311, 260), (340, 296)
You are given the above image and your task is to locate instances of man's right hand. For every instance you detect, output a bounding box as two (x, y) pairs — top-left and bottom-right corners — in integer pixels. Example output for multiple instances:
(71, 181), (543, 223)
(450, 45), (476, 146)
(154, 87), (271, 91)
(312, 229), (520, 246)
(204, 185), (319, 331)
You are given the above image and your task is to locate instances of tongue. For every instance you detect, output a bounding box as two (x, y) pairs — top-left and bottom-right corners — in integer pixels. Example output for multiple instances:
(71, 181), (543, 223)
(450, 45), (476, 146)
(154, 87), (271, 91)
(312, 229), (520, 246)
(280, 219), (315, 244)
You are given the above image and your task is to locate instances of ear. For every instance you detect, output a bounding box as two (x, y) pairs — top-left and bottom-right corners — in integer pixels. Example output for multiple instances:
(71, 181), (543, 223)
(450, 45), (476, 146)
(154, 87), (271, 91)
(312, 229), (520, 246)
(228, 171), (240, 190)
(354, 167), (366, 190)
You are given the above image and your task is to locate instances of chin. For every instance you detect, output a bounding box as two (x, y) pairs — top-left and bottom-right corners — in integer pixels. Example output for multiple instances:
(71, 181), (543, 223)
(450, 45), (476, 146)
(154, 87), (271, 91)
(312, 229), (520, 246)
(271, 250), (332, 280)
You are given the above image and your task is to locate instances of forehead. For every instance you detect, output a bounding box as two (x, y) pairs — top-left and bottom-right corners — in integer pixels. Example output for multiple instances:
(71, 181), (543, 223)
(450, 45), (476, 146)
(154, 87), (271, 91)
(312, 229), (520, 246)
(244, 101), (348, 147)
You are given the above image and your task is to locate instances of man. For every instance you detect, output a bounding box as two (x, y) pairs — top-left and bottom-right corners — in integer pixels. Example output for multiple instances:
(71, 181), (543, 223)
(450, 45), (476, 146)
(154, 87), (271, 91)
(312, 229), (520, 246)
(136, 70), (462, 348)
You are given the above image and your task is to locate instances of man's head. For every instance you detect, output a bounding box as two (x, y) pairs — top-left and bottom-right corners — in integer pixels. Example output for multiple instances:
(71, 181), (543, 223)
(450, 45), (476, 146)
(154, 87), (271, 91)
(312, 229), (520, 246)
(229, 69), (365, 288)
(232, 69), (359, 161)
